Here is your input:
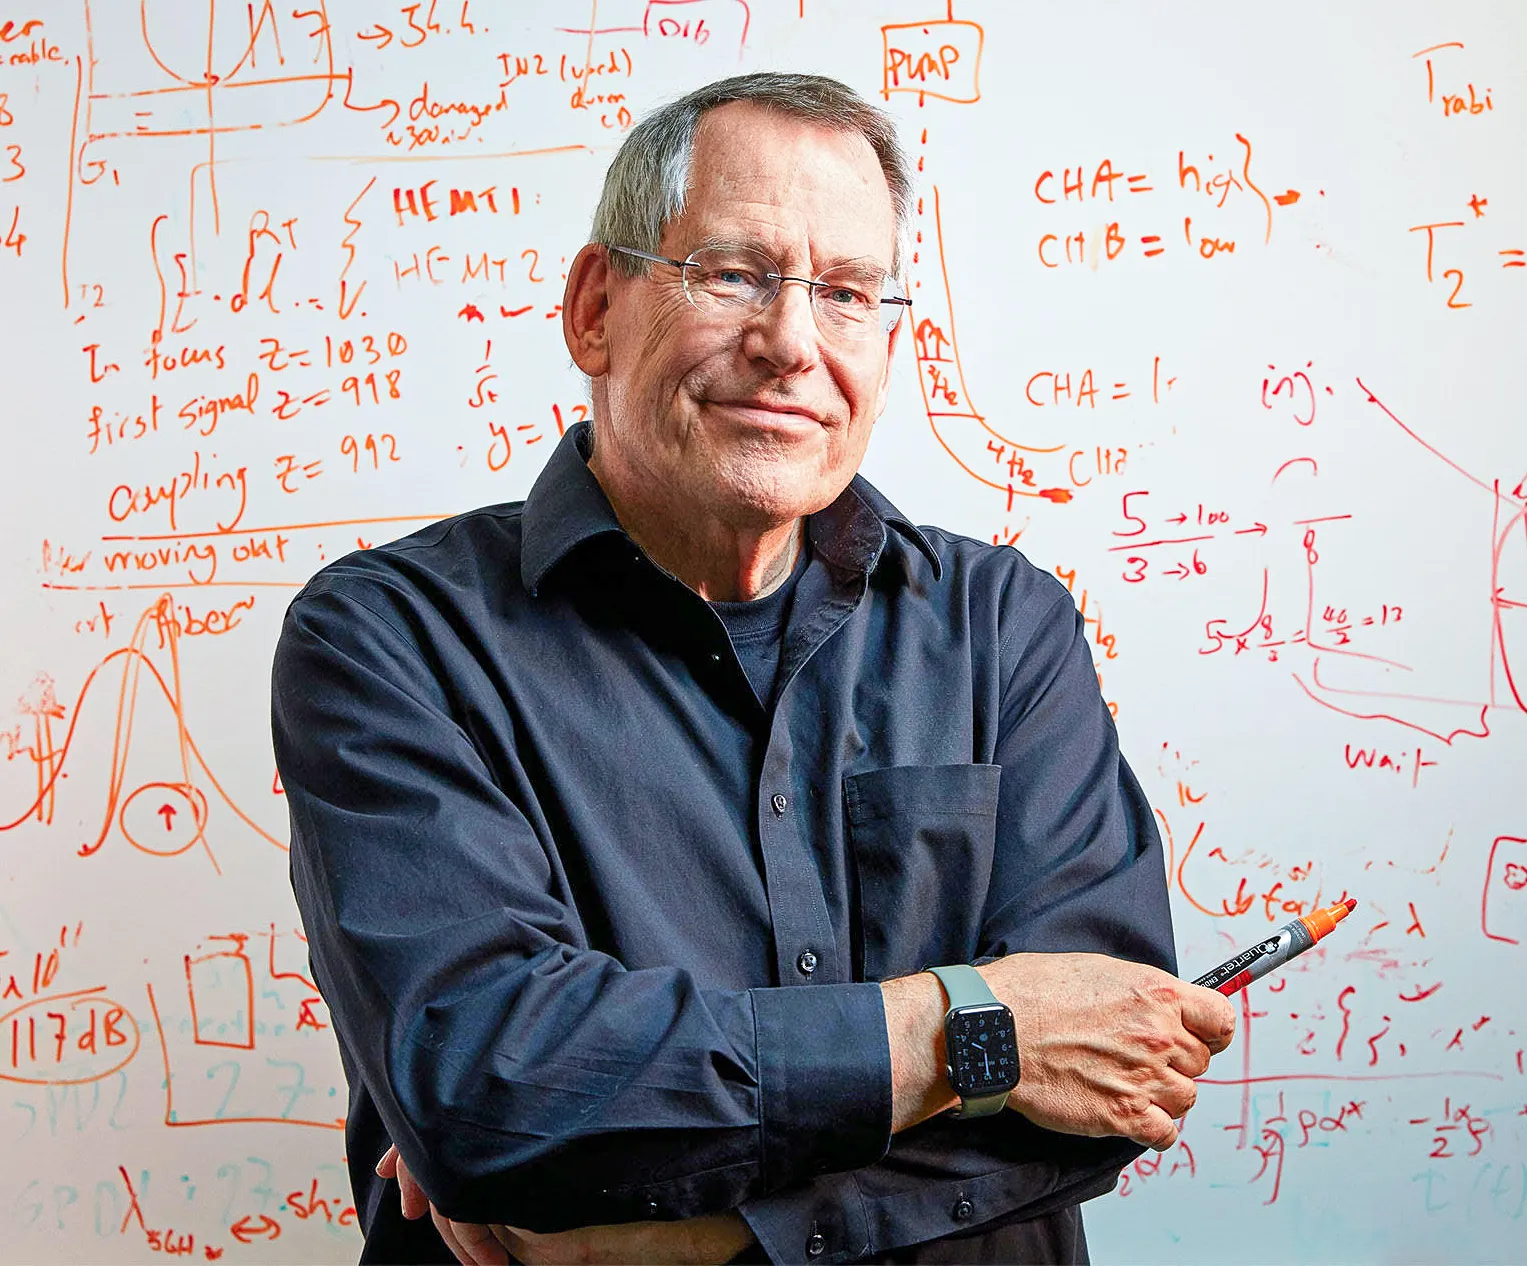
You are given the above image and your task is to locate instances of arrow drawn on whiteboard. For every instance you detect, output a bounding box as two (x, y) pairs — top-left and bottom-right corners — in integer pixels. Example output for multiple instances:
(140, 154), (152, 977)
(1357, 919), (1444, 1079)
(356, 23), (395, 49)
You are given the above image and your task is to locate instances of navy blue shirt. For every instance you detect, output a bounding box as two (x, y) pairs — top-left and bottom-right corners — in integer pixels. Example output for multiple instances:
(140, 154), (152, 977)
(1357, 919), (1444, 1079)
(272, 423), (1176, 1264)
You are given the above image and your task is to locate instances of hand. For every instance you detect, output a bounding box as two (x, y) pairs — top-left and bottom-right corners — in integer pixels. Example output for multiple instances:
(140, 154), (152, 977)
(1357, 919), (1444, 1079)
(375, 1145), (756, 1265)
(376, 1145), (508, 1266)
(980, 952), (1236, 1152)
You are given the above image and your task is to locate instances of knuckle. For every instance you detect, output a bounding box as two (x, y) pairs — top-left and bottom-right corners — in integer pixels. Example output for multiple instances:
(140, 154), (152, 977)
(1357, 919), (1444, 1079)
(1111, 1090), (1152, 1124)
(1131, 977), (1179, 1009)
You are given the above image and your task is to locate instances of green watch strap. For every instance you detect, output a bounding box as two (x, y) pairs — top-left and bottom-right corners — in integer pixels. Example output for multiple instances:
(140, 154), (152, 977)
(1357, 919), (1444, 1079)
(929, 963), (997, 1011)
(928, 965), (1010, 1118)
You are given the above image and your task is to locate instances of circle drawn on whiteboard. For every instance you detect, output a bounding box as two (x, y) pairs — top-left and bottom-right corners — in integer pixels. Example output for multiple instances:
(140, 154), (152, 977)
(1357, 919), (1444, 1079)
(120, 782), (208, 857)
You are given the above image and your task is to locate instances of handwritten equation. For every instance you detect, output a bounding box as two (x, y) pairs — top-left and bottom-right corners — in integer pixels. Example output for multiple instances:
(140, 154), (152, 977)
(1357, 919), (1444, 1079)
(1, 3), (1525, 1264)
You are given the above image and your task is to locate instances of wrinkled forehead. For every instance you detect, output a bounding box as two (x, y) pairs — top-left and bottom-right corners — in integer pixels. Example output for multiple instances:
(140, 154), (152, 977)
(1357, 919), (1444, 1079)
(667, 102), (898, 271)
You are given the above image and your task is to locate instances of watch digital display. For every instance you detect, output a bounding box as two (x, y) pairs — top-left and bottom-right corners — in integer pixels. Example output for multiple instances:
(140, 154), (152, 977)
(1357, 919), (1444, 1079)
(945, 1003), (1019, 1097)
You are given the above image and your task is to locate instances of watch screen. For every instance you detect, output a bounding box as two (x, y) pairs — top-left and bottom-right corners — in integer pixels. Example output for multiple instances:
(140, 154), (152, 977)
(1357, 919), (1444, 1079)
(947, 1004), (1019, 1097)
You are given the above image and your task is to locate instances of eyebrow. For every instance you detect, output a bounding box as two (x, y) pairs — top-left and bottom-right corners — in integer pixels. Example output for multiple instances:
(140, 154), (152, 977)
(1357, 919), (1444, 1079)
(690, 235), (891, 275)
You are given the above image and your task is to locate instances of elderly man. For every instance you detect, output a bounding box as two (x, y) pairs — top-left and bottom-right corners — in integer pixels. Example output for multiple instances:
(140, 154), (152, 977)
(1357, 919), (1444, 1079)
(272, 73), (1234, 1265)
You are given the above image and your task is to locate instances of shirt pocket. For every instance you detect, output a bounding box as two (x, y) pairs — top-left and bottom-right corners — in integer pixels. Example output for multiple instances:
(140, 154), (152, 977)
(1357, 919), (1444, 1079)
(843, 763), (1002, 982)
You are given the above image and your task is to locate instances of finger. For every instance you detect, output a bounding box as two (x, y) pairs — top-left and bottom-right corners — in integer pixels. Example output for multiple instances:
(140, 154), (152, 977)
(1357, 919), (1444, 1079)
(1148, 1068), (1199, 1121)
(375, 1143), (399, 1179)
(451, 1220), (510, 1266)
(395, 1153), (429, 1221)
(1180, 984), (1237, 1054)
(1133, 1103), (1180, 1152)
(431, 1208), (473, 1266)
(1167, 1032), (1213, 1080)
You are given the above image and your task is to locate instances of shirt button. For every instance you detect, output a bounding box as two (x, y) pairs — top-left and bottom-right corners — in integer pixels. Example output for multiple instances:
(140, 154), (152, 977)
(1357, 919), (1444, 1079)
(646, 1200), (660, 1217)
(709, 652), (721, 663)
(797, 950), (818, 976)
(952, 1198), (974, 1221)
(770, 792), (788, 815)
(805, 1232), (826, 1257)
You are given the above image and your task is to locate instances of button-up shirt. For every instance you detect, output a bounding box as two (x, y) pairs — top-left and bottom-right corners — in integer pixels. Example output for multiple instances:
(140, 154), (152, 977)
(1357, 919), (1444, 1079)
(272, 422), (1176, 1264)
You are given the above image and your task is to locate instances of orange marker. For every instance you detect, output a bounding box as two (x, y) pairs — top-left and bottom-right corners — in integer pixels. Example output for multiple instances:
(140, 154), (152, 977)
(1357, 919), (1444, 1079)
(1192, 898), (1357, 996)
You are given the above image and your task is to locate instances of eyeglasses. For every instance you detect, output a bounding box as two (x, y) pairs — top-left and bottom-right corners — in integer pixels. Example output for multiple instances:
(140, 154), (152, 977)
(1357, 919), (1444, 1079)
(609, 244), (912, 341)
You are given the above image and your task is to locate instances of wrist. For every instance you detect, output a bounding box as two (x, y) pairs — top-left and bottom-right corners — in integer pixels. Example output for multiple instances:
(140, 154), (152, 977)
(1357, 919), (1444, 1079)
(928, 964), (1020, 1117)
(881, 972), (959, 1132)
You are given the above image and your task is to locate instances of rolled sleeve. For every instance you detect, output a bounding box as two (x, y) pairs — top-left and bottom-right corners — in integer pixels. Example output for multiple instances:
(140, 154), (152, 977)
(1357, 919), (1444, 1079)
(752, 982), (892, 1192)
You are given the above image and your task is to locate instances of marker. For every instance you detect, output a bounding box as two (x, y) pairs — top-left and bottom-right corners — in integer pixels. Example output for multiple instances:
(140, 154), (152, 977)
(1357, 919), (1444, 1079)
(1192, 898), (1357, 996)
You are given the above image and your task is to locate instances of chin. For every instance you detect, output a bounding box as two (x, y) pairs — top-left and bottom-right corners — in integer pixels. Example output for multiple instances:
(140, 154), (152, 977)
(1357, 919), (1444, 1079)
(706, 452), (841, 527)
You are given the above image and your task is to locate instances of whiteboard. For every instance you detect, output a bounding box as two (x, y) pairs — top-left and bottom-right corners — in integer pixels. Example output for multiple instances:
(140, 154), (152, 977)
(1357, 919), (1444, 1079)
(2, 1), (1525, 1261)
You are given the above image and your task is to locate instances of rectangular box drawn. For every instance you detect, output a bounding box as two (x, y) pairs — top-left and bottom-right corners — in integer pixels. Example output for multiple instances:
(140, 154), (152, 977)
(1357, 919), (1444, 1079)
(1482, 835), (1527, 945)
(882, 20), (983, 104)
(185, 942), (254, 1050)
(148, 929), (345, 1130)
(81, 0), (340, 141)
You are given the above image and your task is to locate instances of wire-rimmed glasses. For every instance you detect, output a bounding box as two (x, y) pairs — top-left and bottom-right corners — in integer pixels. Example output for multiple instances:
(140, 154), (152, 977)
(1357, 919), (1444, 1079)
(609, 244), (912, 341)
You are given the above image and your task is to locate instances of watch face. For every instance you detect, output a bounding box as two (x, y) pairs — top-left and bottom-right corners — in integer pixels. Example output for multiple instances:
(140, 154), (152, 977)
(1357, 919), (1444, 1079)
(946, 1004), (1019, 1097)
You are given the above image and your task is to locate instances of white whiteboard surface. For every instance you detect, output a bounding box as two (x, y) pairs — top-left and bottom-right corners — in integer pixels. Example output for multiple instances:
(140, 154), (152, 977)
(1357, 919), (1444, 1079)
(2, 2), (1525, 1261)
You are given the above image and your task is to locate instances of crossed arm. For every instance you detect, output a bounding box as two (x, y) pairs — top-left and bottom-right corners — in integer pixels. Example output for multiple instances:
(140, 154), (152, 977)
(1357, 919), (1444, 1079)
(379, 956), (1232, 1265)
(275, 583), (1234, 1264)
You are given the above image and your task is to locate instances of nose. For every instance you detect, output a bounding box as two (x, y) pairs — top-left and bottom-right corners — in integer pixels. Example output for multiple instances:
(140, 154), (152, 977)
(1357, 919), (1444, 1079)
(740, 276), (818, 377)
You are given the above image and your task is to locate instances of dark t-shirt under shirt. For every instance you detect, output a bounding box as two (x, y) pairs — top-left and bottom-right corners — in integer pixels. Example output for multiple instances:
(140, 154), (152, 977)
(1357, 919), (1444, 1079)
(709, 542), (811, 709)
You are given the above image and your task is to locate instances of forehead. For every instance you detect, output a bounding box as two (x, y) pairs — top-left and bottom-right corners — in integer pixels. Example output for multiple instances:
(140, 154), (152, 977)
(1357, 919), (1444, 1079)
(667, 101), (897, 267)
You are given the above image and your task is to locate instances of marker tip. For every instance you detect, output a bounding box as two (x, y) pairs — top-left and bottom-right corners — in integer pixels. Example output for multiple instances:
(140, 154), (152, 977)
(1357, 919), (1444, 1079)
(1343, 897), (1357, 913)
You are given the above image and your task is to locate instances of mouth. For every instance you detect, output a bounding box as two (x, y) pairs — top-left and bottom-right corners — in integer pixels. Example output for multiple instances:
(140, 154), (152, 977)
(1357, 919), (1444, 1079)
(706, 400), (826, 429)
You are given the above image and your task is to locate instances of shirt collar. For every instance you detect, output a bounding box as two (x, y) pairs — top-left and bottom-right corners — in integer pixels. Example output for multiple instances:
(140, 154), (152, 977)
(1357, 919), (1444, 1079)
(521, 421), (942, 593)
(520, 423), (628, 593)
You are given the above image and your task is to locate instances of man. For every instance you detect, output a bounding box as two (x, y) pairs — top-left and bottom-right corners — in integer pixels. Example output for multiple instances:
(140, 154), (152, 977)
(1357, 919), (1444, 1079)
(272, 73), (1235, 1265)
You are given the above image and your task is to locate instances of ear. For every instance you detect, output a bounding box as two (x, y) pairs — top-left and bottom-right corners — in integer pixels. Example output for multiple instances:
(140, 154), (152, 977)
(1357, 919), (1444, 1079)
(562, 243), (615, 378)
(870, 305), (906, 419)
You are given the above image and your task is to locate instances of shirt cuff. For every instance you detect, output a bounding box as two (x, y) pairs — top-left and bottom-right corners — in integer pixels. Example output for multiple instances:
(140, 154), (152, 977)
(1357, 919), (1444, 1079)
(738, 1173), (870, 1265)
(750, 982), (892, 1195)
(737, 1136), (1137, 1263)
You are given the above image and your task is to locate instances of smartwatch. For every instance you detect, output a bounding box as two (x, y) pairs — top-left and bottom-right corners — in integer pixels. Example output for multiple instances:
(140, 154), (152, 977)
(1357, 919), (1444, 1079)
(928, 964), (1020, 1118)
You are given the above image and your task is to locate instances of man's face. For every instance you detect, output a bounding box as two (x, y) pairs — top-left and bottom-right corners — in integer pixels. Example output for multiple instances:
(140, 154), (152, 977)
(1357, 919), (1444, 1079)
(592, 102), (902, 530)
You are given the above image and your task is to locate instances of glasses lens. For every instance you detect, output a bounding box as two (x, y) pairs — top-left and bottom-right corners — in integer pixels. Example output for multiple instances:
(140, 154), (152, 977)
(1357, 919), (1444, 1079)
(813, 265), (903, 340)
(684, 247), (777, 311)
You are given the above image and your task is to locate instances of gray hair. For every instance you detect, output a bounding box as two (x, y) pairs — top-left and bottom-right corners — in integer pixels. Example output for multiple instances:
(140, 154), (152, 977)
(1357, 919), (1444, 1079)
(591, 72), (914, 277)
